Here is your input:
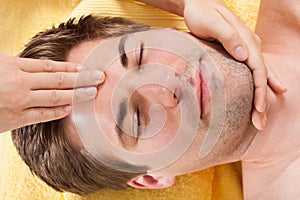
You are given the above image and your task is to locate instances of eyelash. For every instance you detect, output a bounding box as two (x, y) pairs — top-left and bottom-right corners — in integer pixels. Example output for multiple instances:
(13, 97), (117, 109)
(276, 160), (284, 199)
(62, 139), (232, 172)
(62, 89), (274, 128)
(137, 42), (144, 71)
(134, 107), (141, 138)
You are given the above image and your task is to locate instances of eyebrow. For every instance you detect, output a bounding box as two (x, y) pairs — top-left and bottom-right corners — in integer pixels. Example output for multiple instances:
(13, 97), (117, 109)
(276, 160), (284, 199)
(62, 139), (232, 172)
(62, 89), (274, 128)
(118, 35), (128, 68)
(115, 98), (128, 144)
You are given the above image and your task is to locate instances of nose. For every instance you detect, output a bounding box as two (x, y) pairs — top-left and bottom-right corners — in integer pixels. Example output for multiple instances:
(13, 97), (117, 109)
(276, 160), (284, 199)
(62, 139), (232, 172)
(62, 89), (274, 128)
(136, 84), (178, 108)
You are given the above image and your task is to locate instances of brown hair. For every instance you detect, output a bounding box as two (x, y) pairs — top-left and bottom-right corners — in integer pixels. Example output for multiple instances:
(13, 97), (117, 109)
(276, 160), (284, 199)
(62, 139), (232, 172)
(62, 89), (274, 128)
(11, 15), (149, 195)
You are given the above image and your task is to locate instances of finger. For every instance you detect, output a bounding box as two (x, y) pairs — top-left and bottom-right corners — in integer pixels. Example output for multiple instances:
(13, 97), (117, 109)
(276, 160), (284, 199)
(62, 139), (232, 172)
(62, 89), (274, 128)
(268, 76), (287, 94)
(16, 57), (79, 72)
(252, 66), (267, 113)
(28, 70), (105, 89)
(244, 55), (268, 114)
(198, 12), (248, 62)
(27, 87), (98, 107)
(20, 105), (72, 125)
(216, 7), (269, 116)
(266, 64), (287, 93)
(224, 14), (268, 113)
(252, 109), (267, 130)
(73, 87), (98, 102)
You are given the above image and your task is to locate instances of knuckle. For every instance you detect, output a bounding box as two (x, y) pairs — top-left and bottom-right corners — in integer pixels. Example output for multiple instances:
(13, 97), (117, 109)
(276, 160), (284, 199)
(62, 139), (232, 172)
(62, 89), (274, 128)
(12, 73), (25, 85)
(55, 72), (64, 86)
(243, 30), (253, 39)
(51, 90), (61, 104)
(8, 90), (29, 108)
(10, 94), (25, 107)
(229, 31), (240, 42)
(63, 62), (72, 72)
(13, 57), (24, 69)
(38, 108), (46, 120)
(221, 31), (240, 44)
(42, 59), (53, 71)
(53, 108), (60, 118)
(3, 66), (25, 85)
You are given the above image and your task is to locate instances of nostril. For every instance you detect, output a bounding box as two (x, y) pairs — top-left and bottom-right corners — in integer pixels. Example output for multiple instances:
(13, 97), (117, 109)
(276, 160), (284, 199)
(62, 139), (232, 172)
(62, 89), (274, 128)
(158, 87), (179, 108)
(168, 90), (179, 107)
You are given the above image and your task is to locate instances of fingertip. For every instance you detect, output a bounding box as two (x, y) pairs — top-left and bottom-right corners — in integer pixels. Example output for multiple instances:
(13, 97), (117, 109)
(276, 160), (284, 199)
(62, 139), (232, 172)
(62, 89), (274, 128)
(64, 62), (81, 72)
(274, 86), (287, 94)
(73, 87), (97, 103)
(280, 87), (288, 93)
(254, 92), (266, 113)
(75, 65), (82, 72)
(254, 86), (267, 113)
(64, 105), (72, 113)
(268, 77), (287, 94)
(255, 101), (266, 113)
(252, 110), (266, 131)
(92, 70), (105, 84)
(84, 87), (97, 97)
(98, 72), (105, 84)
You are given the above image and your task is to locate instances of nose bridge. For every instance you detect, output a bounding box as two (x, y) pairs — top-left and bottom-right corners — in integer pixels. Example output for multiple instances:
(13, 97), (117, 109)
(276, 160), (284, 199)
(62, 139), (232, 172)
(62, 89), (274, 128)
(137, 84), (178, 108)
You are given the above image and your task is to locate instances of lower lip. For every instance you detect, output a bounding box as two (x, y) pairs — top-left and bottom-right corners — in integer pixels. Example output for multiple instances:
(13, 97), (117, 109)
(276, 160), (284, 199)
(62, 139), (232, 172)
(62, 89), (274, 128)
(199, 72), (210, 118)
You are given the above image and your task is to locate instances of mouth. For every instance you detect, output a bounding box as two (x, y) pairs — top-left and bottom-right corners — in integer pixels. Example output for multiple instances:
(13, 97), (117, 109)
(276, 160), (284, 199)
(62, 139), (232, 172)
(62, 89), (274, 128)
(194, 64), (211, 119)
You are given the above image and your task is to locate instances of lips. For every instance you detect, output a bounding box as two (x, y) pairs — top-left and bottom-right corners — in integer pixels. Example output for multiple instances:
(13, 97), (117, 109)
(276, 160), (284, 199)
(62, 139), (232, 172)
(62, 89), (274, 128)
(200, 73), (210, 118)
(194, 65), (211, 119)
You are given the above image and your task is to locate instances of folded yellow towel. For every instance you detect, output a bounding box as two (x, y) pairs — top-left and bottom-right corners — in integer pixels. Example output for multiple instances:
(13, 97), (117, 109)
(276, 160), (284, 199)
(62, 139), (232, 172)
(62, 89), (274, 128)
(0, 0), (259, 199)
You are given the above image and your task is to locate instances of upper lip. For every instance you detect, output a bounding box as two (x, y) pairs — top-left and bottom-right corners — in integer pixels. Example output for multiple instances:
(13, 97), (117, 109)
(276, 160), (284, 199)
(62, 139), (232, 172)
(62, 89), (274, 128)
(191, 69), (202, 116)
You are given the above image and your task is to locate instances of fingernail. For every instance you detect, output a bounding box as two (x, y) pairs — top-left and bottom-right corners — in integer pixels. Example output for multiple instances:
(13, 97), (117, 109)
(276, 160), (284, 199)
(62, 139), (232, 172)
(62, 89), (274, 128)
(92, 70), (104, 83)
(64, 105), (72, 112)
(85, 87), (97, 96)
(256, 97), (266, 113)
(234, 46), (247, 60)
(259, 114), (267, 130)
(276, 79), (287, 92)
(259, 100), (266, 113)
(253, 118), (263, 131)
(76, 65), (82, 71)
(263, 114), (267, 127)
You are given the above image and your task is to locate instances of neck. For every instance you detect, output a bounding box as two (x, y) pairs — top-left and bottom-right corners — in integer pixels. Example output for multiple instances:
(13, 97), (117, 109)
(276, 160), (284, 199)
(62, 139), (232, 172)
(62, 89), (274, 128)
(256, 0), (300, 53)
(237, 1), (300, 198)
(241, 84), (300, 199)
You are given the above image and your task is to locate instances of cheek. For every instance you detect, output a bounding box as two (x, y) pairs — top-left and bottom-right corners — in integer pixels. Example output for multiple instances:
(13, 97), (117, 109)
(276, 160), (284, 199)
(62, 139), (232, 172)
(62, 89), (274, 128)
(94, 73), (120, 146)
(145, 50), (187, 74)
(134, 105), (182, 153)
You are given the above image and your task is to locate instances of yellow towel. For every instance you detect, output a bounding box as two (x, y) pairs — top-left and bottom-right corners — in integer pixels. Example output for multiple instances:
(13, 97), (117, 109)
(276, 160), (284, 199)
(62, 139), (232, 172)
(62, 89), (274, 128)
(0, 0), (259, 199)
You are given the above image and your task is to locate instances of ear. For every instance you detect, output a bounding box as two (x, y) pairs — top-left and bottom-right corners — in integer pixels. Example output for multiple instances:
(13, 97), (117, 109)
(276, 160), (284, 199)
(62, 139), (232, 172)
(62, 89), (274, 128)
(127, 174), (175, 189)
(166, 27), (179, 31)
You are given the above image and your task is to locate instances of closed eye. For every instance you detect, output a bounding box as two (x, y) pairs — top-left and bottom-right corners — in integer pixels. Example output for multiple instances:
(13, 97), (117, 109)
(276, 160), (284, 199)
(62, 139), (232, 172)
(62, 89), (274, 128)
(137, 42), (144, 71)
(133, 107), (141, 138)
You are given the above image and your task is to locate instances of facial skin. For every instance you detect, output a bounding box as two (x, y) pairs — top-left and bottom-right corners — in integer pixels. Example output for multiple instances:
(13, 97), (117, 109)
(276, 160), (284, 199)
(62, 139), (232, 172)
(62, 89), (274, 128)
(66, 29), (256, 188)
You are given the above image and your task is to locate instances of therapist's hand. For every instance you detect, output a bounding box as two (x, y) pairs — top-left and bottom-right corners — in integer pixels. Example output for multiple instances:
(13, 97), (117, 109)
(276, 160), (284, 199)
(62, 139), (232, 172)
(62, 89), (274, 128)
(0, 53), (105, 133)
(183, 0), (287, 130)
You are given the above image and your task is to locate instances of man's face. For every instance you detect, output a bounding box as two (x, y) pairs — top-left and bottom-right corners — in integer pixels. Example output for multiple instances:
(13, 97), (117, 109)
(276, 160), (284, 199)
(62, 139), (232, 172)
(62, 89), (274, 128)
(67, 29), (255, 177)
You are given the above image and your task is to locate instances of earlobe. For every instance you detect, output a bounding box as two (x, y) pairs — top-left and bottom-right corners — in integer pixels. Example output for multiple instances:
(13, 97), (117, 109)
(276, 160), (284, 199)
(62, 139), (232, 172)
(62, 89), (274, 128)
(166, 27), (179, 31)
(127, 174), (175, 189)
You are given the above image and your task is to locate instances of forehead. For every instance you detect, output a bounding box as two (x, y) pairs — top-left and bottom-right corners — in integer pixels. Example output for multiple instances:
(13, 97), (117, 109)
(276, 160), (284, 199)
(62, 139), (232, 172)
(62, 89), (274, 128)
(66, 30), (233, 78)
(66, 39), (104, 63)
